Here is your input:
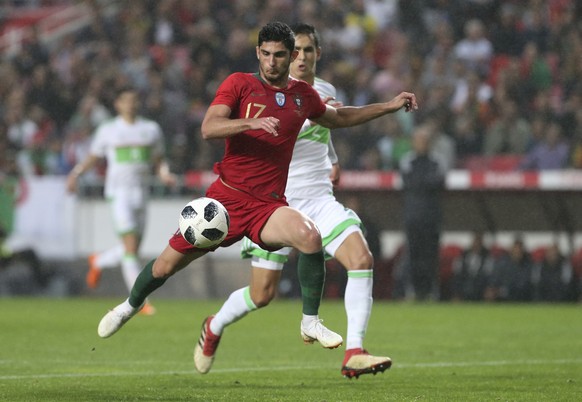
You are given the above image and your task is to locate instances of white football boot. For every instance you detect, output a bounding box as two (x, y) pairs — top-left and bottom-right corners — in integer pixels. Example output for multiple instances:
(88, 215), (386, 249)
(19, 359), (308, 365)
(194, 316), (221, 374)
(97, 301), (143, 338)
(300, 319), (343, 349)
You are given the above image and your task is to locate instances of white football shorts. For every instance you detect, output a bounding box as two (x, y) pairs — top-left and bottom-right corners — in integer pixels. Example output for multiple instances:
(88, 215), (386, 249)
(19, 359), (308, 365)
(240, 194), (362, 270)
(108, 189), (147, 236)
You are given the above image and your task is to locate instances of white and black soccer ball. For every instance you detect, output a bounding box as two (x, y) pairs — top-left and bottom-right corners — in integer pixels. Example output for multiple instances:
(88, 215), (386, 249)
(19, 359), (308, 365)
(179, 197), (230, 248)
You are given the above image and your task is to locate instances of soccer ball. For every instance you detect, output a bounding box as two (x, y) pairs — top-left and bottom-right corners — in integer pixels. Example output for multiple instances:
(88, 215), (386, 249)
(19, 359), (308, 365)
(179, 197), (230, 248)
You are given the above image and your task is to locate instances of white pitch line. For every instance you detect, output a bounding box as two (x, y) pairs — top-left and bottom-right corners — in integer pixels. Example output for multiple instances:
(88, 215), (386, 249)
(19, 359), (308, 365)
(396, 359), (582, 368)
(0, 358), (581, 381)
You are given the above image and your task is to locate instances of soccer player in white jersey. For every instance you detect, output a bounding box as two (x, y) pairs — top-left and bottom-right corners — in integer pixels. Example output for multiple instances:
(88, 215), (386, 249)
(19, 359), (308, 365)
(66, 86), (176, 315)
(195, 23), (391, 379)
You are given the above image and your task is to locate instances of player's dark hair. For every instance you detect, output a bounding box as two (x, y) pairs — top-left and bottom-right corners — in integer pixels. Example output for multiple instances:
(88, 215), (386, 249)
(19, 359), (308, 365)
(258, 21), (295, 52)
(114, 85), (138, 99)
(292, 23), (320, 48)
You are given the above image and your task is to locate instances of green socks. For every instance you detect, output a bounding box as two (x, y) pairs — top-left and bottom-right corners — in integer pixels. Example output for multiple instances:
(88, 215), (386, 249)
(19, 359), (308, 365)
(297, 250), (325, 315)
(128, 259), (167, 308)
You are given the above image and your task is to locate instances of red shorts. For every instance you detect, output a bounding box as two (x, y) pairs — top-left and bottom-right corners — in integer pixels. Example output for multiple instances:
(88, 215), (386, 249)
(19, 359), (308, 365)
(169, 179), (287, 254)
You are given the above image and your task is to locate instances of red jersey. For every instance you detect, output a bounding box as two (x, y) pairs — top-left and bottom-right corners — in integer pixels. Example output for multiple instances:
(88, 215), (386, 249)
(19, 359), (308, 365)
(211, 72), (326, 202)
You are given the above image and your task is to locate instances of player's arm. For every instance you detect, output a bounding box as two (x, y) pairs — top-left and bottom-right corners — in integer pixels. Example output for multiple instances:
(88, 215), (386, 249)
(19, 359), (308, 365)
(313, 91), (417, 129)
(201, 104), (281, 139)
(328, 137), (341, 187)
(66, 154), (100, 193)
(154, 156), (177, 187)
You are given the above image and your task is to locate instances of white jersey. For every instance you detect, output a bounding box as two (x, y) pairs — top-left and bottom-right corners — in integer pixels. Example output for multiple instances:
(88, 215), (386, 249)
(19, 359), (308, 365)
(90, 116), (164, 199)
(285, 77), (336, 200)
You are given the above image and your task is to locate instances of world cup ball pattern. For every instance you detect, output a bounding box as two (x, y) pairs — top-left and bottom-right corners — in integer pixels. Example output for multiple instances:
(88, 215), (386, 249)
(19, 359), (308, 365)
(179, 197), (230, 248)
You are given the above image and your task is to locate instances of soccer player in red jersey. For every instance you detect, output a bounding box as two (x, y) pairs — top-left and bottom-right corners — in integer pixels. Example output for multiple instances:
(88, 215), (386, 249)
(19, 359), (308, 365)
(97, 21), (417, 372)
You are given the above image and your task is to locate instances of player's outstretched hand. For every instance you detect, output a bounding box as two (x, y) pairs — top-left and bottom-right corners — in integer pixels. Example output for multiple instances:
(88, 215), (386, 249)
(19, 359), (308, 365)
(323, 96), (343, 108)
(390, 92), (418, 113)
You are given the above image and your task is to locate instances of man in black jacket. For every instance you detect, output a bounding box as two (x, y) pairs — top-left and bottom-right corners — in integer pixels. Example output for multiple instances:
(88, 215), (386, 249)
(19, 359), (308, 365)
(399, 124), (446, 301)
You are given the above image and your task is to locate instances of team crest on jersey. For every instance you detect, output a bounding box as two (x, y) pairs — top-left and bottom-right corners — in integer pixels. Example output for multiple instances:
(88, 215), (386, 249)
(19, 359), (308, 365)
(275, 92), (285, 107)
(293, 95), (303, 109)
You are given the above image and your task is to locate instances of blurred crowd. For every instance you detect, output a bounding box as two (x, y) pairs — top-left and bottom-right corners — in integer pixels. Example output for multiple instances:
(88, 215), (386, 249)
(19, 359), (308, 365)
(448, 233), (581, 302)
(1, 0), (582, 181)
(378, 232), (582, 302)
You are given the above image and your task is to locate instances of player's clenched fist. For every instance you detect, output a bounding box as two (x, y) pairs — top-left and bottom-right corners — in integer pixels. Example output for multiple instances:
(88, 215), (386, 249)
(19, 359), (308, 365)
(391, 92), (418, 113)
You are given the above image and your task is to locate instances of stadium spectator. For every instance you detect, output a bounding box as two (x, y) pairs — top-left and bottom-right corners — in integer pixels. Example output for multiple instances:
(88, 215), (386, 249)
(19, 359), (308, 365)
(67, 94), (112, 133)
(367, 0), (399, 31)
(425, 113), (457, 171)
(343, 0), (378, 53)
(425, 19), (456, 70)
(485, 236), (534, 302)
(452, 112), (483, 160)
(11, 25), (49, 76)
(0, 1), (581, 175)
(568, 114), (582, 169)
(532, 90), (559, 121)
(120, 37), (152, 93)
(149, 0), (189, 46)
(222, 26), (260, 73)
(27, 63), (74, 129)
(452, 232), (494, 301)
(400, 123), (446, 301)
(450, 69), (493, 124)
(532, 243), (576, 302)
(357, 146), (383, 171)
(376, 117), (411, 170)
(74, 0), (117, 45)
(521, 2), (551, 54)
(61, 122), (101, 192)
(519, 41), (553, 98)
(453, 19), (494, 76)
(526, 115), (550, 151)
(519, 120), (570, 170)
(490, 55), (528, 106)
(483, 98), (532, 156)
(4, 90), (37, 151)
(489, 3), (525, 57)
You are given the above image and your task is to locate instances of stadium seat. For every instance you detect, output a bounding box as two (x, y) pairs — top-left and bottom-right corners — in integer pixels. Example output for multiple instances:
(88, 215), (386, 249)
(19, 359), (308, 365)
(570, 248), (582, 278)
(530, 246), (547, 263)
(374, 243), (405, 300)
(489, 244), (507, 259)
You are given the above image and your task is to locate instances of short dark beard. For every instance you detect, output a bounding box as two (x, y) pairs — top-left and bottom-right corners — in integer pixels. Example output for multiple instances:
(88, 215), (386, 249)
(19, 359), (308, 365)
(260, 65), (290, 88)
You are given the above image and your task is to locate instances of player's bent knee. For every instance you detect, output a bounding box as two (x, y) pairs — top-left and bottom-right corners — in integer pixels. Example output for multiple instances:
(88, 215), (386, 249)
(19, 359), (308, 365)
(251, 290), (276, 308)
(295, 227), (322, 254)
(348, 251), (374, 271)
(253, 297), (273, 308)
(152, 260), (176, 279)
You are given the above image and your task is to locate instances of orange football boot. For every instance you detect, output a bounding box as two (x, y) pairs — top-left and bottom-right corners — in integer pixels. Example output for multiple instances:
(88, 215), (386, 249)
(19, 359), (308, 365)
(138, 302), (156, 316)
(86, 254), (102, 289)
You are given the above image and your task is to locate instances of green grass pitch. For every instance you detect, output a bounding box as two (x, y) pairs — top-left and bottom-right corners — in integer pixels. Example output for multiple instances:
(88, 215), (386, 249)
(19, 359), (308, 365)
(0, 298), (581, 401)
